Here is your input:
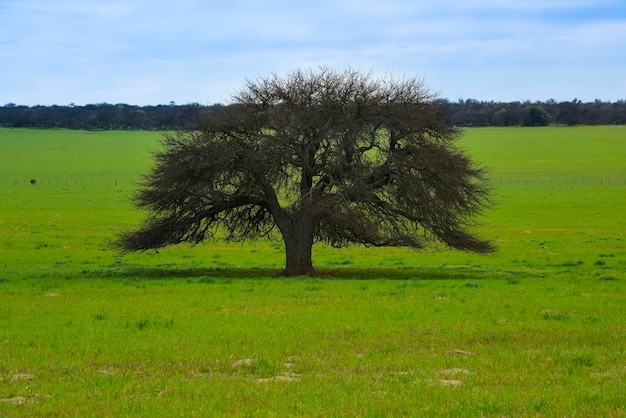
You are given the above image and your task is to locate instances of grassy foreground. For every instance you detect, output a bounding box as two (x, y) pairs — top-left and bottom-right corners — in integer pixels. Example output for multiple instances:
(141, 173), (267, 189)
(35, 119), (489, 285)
(0, 126), (625, 416)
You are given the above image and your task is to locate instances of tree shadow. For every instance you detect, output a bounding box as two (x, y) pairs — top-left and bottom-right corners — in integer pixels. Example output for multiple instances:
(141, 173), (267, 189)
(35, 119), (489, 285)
(80, 263), (512, 281)
(82, 265), (283, 280)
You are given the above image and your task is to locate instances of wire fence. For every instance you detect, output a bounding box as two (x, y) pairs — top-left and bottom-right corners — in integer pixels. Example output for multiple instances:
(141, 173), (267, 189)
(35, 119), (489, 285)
(493, 179), (626, 185)
(3, 179), (137, 186)
(2, 178), (626, 187)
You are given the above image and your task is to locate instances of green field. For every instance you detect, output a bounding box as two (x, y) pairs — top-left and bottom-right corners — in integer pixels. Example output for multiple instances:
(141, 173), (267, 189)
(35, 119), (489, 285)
(1, 126), (625, 416)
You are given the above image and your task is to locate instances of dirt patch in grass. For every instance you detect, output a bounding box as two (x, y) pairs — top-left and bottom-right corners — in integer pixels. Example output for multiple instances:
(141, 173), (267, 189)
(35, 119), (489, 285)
(1, 396), (27, 405)
(231, 358), (256, 368)
(256, 372), (302, 383)
(450, 350), (473, 356)
(436, 368), (469, 376)
(0, 394), (51, 405)
(439, 379), (463, 387)
(10, 373), (36, 382)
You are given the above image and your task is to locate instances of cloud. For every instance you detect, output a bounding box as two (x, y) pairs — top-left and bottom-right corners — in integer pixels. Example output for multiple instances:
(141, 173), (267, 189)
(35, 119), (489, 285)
(0, 0), (624, 104)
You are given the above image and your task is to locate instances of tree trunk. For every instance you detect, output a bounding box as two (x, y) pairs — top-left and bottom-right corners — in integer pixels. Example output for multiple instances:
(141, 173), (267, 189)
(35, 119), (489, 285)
(280, 222), (316, 277)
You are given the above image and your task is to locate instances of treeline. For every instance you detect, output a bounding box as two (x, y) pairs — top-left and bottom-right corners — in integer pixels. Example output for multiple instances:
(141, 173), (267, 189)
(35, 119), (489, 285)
(0, 102), (213, 130)
(445, 99), (626, 127)
(1, 99), (625, 130)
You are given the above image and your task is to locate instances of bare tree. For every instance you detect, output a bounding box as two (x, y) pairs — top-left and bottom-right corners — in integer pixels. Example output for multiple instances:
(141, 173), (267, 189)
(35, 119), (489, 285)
(116, 68), (494, 276)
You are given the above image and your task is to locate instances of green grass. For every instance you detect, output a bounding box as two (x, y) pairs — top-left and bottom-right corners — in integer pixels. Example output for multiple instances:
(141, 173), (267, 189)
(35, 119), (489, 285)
(0, 128), (161, 184)
(462, 125), (626, 181)
(1, 276), (625, 416)
(1, 126), (625, 416)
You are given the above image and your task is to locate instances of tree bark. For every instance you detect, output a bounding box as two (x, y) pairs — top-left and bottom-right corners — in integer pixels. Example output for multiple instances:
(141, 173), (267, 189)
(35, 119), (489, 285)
(280, 221), (316, 277)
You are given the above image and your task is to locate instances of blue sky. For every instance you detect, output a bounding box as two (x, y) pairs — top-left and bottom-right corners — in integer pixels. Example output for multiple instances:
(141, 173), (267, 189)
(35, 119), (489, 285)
(1, 0), (624, 105)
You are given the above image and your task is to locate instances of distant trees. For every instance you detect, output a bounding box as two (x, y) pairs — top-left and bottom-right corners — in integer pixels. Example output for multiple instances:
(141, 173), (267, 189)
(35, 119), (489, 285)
(556, 99), (582, 126)
(1, 99), (625, 130)
(523, 105), (550, 126)
(116, 68), (494, 276)
(0, 102), (207, 130)
(444, 99), (626, 127)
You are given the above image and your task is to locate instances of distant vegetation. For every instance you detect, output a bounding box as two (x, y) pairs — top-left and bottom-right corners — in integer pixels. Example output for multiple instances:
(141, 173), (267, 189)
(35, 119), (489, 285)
(1, 98), (625, 130)
(0, 102), (209, 130)
(447, 99), (626, 127)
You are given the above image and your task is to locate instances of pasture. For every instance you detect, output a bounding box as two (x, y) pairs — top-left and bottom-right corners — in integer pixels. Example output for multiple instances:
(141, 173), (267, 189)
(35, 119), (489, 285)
(0, 126), (625, 416)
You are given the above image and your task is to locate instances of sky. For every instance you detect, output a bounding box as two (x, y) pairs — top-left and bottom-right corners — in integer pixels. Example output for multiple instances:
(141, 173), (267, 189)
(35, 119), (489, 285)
(1, 0), (625, 106)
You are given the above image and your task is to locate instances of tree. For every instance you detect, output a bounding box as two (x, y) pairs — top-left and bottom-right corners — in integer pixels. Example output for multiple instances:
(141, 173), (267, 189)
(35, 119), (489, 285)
(557, 99), (581, 126)
(116, 68), (494, 276)
(523, 105), (550, 126)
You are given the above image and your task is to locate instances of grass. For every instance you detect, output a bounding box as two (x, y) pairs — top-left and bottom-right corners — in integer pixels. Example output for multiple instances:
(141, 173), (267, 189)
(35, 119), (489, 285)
(462, 125), (626, 181)
(0, 126), (625, 416)
(1, 276), (625, 416)
(0, 128), (160, 183)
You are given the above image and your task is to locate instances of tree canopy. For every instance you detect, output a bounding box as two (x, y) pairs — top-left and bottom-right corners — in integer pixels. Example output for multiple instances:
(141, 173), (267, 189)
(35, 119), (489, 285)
(524, 105), (550, 126)
(116, 68), (494, 276)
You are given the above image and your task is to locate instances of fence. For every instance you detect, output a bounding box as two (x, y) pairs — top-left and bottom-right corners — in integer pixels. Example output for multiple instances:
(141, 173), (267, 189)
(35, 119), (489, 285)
(3, 179), (136, 186)
(3, 178), (626, 187)
(493, 179), (626, 185)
